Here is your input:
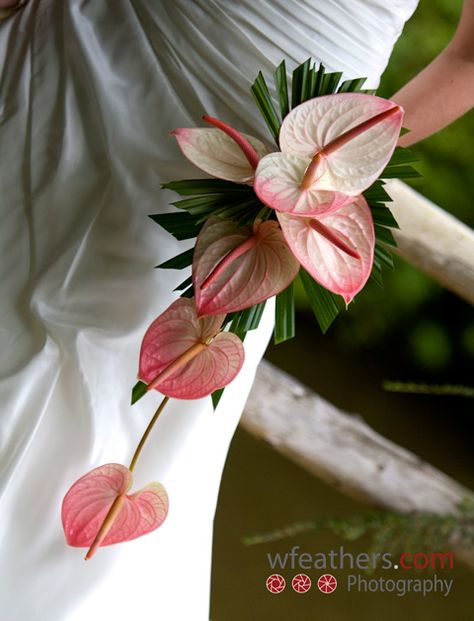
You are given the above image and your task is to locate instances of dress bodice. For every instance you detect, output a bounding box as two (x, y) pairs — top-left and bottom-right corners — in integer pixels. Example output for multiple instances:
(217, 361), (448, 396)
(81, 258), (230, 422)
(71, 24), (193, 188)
(142, 0), (418, 135)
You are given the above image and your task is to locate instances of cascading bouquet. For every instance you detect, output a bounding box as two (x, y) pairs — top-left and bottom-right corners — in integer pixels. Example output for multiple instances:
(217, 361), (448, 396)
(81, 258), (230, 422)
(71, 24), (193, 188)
(61, 59), (418, 559)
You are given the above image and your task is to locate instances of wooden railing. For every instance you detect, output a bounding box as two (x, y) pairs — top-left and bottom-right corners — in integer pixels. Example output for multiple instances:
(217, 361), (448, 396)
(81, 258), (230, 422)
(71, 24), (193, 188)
(242, 360), (474, 566)
(241, 186), (474, 564)
(243, 361), (472, 516)
(386, 179), (474, 305)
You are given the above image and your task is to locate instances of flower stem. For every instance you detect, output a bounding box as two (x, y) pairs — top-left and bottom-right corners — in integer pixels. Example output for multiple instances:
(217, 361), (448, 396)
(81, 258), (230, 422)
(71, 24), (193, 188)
(309, 218), (360, 259)
(300, 152), (324, 190)
(85, 493), (127, 560)
(146, 342), (207, 391)
(129, 395), (170, 473)
(84, 395), (170, 560)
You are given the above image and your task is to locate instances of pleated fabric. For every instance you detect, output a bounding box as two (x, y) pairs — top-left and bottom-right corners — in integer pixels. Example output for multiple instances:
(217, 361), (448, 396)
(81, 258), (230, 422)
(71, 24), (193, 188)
(0, 1), (417, 619)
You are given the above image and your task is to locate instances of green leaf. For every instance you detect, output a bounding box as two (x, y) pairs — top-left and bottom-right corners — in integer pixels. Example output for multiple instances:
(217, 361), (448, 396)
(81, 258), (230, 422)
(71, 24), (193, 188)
(250, 71), (281, 143)
(172, 194), (231, 215)
(337, 77), (367, 93)
(229, 302), (266, 340)
(309, 65), (318, 99)
(364, 180), (393, 203)
(312, 63), (325, 97)
(370, 205), (399, 229)
(320, 71), (343, 95)
(368, 243), (396, 290)
(180, 284), (194, 298)
(291, 58), (311, 107)
(163, 179), (249, 196)
(387, 146), (419, 166)
(157, 247), (194, 270)
(380, 164), (420, 179)
(369, 262), (384, 288)
(274, 60), (289, 120)
(236, 205), (267, 226)
(163, 179), (263, 227)
(173, 191), (259, 217)
(149, 212), (201, 240)
(274, 282), (296, 344)
(211, 388), (225, 409)
(246, 302), (267, 330)
(194, 198), (262, 225)
(174, 275), (193, 291)
(374, 224), (397, 247)
(374, 244), (395, 270)
(131, 381), (147, 405)
(299, 269), (345, 333)
(255, 205), (273, 221)
(301, 62), (314, 103)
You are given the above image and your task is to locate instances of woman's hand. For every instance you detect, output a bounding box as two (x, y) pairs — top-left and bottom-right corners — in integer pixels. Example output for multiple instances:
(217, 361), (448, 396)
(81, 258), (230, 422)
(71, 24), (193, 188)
(393, 0), (474, 146)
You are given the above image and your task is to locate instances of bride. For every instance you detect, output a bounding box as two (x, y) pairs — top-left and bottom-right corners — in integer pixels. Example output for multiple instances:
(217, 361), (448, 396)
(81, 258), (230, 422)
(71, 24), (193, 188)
(0, 1), (472, 619)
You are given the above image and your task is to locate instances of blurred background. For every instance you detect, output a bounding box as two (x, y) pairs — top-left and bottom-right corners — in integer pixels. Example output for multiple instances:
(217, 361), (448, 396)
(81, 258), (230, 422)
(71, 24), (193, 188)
(212, 0), (473, 618)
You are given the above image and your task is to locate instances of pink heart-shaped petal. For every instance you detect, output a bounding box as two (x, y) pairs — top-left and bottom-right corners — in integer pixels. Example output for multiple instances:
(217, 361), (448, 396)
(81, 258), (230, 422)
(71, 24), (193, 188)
(172, 127), (268, 183)
(278, 93), (403, 195)
(277, 195), (375, 304)
(254, 152), (352, 215)
(192, 217), (300, 315)
(138, 298), (244, 399)
(62, 463), (168, 558)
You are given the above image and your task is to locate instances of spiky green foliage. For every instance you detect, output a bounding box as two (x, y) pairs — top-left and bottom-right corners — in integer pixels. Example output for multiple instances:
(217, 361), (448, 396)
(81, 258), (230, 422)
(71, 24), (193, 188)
(149, 59), (420, 406)
(383, 381), (474, 398)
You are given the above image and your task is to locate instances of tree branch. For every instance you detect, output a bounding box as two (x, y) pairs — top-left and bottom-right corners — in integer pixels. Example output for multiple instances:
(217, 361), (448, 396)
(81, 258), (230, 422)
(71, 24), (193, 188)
(242, 360), (473, 516)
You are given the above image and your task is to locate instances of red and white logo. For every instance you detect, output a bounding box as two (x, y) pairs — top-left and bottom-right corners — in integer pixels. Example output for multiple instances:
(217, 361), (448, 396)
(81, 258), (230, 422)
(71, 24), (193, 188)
(317, 574), (338, 594)
(292, 574), (312, 593)
(266, 574), (286, 594)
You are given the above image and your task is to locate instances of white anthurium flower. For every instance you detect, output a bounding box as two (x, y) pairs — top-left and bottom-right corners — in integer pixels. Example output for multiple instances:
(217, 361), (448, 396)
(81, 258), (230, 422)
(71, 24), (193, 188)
(172, 115), (269, 184)
(277, 194), (375, 305)
(254, 92), (404, 215)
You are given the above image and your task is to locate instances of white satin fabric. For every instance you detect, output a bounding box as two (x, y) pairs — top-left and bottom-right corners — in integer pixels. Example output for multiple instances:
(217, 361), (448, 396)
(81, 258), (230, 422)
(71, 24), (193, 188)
(0, 1), (417, 619)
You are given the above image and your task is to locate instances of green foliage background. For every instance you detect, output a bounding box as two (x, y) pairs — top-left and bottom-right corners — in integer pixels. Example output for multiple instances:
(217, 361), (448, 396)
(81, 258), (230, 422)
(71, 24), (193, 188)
(296, 0), (473, 378)
(379, 0), (472, 227)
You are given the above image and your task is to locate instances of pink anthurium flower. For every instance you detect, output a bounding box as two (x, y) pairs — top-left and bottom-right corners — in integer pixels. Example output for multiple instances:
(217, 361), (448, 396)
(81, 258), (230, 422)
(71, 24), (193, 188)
(277, 195), (375, 304)
(138, 297), (244, 399)
(172, 115), (269, 184)
(193, 217), (300, 316)
(62, 463), (168, 560)
(254, 93), (404, 215)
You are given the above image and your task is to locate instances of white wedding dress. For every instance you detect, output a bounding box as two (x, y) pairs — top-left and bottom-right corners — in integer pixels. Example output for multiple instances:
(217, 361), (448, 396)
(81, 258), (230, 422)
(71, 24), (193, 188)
(0, 1), (418, 619)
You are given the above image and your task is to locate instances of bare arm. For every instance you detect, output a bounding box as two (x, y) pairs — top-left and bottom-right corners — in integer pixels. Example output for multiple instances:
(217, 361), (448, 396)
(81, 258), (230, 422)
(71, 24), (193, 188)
(393, 0), (474, 147)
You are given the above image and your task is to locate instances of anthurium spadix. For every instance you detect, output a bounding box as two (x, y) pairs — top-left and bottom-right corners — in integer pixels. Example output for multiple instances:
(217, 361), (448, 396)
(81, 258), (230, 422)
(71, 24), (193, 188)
(172, 115), (268, 183)
(138, 298), (244, 399)
(277, 195), (375, 304)
(62, 463), (168, 560)
(254, 93), (404, 215)
(193, 217), (300, 316)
